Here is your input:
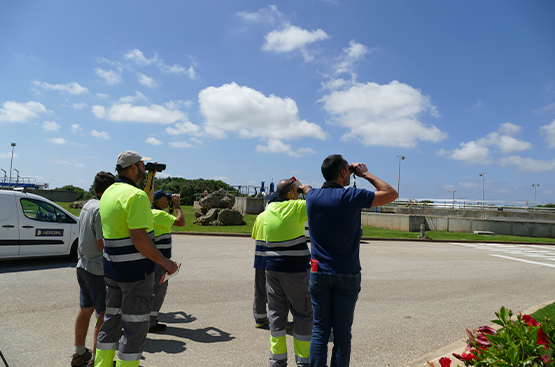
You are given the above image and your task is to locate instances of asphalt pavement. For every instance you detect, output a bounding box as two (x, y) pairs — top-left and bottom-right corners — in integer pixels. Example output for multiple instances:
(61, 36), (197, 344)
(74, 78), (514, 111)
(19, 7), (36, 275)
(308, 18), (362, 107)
(1, 236), (554, 367)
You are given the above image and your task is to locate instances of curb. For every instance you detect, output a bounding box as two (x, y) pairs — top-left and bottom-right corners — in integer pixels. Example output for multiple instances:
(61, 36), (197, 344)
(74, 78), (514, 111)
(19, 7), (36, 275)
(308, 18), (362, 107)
(403, 299), (555, 367)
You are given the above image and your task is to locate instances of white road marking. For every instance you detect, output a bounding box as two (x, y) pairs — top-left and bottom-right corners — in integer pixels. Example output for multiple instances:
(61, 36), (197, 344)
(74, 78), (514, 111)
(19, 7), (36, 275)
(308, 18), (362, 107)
(490, 254), (555, 268)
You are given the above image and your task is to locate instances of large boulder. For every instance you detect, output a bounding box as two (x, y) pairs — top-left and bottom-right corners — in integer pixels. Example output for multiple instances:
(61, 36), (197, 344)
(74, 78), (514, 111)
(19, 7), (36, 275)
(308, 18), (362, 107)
(217, 209), (245, 226)
(195, 208), (220, 225)
(199, 188), (235, 209)
(70, 200), (87, 209)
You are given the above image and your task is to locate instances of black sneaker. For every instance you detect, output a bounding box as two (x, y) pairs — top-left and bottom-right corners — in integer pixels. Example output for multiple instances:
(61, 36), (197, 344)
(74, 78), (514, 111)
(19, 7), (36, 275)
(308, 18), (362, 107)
(149, 323), (168, 333)
(71, 348), (92, 367)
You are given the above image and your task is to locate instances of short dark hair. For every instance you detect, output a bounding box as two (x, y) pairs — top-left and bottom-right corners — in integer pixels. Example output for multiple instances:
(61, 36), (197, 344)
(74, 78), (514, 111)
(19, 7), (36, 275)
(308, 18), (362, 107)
(321, 154), (347, 181)
(93, 171), (116, 194)
(276, 179), (294, 199)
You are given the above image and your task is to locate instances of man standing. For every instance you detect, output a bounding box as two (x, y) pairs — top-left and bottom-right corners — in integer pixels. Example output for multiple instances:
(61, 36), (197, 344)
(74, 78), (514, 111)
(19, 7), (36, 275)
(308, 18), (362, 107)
(95, 151), (177, 367)
(306, 154), (398, 367)
(72, 172), (116, 367)
(149, 189), (185, 333)
(264, 178), (312, 367)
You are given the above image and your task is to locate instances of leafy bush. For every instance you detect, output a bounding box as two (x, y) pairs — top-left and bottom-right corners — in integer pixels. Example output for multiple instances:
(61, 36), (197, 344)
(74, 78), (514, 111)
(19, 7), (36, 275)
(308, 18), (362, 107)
(449, 306), (553, 366)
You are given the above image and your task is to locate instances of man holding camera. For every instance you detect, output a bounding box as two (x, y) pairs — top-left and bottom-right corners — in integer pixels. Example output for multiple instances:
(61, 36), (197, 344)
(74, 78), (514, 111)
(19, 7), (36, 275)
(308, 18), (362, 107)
(264, 178), (312, 367)
(95, 151), (177, 367)
(306, 154), (398, 367)
(149, 189), (185, 333)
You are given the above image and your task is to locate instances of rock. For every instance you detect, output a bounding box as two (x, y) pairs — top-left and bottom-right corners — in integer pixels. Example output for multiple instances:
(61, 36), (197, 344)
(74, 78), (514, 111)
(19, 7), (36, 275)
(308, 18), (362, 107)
(196, 208), (220, 225)
(70, 200), (87, 209)
(218, 209), (245, 226)
(199, 188), (235, 209)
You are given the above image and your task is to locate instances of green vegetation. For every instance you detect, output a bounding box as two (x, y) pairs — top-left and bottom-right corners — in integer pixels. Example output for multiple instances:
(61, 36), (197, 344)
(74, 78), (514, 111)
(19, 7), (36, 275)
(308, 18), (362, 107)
(153, 177), (235, 206)
(53, 185), (93, 201)
(532, 302), (555, 322)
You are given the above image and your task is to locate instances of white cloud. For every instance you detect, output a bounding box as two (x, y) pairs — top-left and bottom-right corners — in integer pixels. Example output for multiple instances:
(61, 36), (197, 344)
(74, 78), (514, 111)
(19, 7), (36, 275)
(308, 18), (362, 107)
(165, 121), (202, 136)
(119, 91), (147, 104)
(169, 141), (194, 148)
(438, 122), (532, 164)
(96, 93), (109, 99)
(95, 68), (122, 85)
(89, 130), (110, 140)
(533, 102), (555, 114)
(237, 5), (283, 24)
(71, 124), (82, 133)
(255, 140), (317, 158)
(0, 101), (48, 123)
(92, 102), (187, 124)
(320, 80), (446, 148)
(72, 102), (87, 109)
(53, 159), (86, 168)
(497, 122), (522, 135)
(124, 49), (196, 78)
(199, 82), (325, 156)
(333, 40), (369, 75)
(138, 73), (157, 87)
(47, 137), (67, 145)
(42, 121), (60, 131)
(263, 23), (329, 62)
(32, 80), (88, 95)
(0, 152), (18, 159)
(146, 137), (163, 145)
(449, 141), (493, 164)
(539, 120), (555, 148)
(499, 156), (555, 173)
(458, 180), (480, 188)
(470, 100), (485, 111)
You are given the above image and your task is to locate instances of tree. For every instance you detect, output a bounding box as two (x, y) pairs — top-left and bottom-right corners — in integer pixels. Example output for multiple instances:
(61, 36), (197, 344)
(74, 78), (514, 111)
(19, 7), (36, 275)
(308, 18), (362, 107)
(53, 185), (91, 201)
(153, 177), (235, 206)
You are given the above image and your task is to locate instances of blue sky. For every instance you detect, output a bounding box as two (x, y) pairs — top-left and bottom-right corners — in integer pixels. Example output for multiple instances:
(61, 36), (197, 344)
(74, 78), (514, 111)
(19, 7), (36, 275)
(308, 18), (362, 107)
(1, 1), (554, 205)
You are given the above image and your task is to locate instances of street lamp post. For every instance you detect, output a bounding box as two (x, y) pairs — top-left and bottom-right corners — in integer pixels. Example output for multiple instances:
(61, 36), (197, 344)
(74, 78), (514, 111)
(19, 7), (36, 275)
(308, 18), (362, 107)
(9, 142), (16, 186)
(532, 183), (539, 212)
(396, 155), (405, 205)
(445, 190), (456, 209)
(479, 172), (487, 208)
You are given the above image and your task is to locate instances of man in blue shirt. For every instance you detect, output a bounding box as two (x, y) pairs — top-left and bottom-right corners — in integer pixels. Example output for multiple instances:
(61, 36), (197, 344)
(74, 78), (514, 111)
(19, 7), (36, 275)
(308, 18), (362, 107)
(306, 154), (397, 367)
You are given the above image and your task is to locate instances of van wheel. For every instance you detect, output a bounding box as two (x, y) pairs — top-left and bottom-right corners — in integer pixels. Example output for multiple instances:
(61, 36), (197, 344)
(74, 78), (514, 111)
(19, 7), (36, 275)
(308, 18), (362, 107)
(69, 239), (78, 261)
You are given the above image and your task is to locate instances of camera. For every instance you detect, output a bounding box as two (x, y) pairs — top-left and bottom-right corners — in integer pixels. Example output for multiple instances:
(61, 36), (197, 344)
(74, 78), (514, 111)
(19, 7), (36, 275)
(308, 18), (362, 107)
(145, 162), (166, 172)
(348, 165), (355, 173)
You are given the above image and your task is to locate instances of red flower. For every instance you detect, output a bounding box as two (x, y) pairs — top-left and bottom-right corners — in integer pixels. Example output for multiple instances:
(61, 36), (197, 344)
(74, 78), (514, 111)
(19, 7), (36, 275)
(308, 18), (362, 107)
(537, 328), (550, 348)
(439, 356), (451, 367)
(523, 315), (540, 327)
(453, 351), (477, 363)
(541, 355), (550, 363)
(478, 326), (497, 335)
(475, 333), (492, 347)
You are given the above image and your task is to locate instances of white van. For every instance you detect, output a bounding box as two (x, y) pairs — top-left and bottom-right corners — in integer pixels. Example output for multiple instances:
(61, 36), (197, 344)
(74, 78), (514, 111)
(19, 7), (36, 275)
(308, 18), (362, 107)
(0, 189), (79, 260)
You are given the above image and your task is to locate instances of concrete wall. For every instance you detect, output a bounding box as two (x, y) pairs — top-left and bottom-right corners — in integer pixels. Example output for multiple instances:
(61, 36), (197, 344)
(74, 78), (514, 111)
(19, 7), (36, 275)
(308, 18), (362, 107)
(27, 189), (77, 202)
(380, 206), (555, 222)
(362, 212), (555, 238)
(233, 197), (265, 214)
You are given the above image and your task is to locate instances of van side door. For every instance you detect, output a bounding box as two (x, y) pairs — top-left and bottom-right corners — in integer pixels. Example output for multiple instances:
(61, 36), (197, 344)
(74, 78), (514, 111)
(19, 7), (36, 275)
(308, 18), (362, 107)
(17, 198), (73, 256)
(0, 193), (19, 257)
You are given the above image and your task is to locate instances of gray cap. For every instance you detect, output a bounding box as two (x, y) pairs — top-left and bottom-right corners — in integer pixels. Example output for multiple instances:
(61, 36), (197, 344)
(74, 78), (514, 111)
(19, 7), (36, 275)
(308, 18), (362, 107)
(116, 150), (151, 169)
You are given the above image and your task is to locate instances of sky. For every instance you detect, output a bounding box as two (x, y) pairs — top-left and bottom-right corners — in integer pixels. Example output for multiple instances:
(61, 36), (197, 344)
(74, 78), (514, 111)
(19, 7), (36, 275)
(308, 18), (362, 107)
(1, 1), (554, 205)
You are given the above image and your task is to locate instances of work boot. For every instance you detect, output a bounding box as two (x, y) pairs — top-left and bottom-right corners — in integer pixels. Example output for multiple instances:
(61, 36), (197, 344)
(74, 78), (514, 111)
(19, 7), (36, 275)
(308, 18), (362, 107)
(71, 348), (92, 367)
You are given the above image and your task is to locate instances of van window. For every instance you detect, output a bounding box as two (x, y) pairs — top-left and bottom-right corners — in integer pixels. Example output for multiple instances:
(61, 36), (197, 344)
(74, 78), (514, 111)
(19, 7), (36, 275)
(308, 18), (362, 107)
(20, 199), (68, 223)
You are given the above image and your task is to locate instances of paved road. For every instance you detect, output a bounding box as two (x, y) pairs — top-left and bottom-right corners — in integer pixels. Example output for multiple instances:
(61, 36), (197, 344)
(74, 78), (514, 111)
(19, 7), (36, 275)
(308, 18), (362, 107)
(1, 236), (554, 367)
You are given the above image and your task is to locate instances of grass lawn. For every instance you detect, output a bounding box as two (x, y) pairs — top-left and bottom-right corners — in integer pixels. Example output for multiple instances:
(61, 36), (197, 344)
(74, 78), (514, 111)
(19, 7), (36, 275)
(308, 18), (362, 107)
(532, 302), (555, 322)
(58, 203), (555, 243)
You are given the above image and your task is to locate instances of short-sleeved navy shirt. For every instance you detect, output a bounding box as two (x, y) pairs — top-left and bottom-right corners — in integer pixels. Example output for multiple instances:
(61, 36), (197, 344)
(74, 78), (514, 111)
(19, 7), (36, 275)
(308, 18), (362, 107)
(306, 182), (374, 274)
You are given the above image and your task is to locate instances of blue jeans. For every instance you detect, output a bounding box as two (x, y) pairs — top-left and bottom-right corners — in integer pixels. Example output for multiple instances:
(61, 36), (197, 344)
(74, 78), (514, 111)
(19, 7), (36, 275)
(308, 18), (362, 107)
(308, 272), (361, 367)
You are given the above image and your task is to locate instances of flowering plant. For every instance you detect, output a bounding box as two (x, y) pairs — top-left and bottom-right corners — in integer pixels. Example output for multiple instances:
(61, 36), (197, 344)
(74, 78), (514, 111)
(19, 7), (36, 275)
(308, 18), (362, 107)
(451, 306), (554, 367)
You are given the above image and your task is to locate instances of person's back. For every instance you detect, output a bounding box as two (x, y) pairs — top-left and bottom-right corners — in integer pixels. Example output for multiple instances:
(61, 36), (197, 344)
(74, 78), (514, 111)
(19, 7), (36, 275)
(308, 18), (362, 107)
(307, 186), (373, 274)
(77, 198), (104, 276)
